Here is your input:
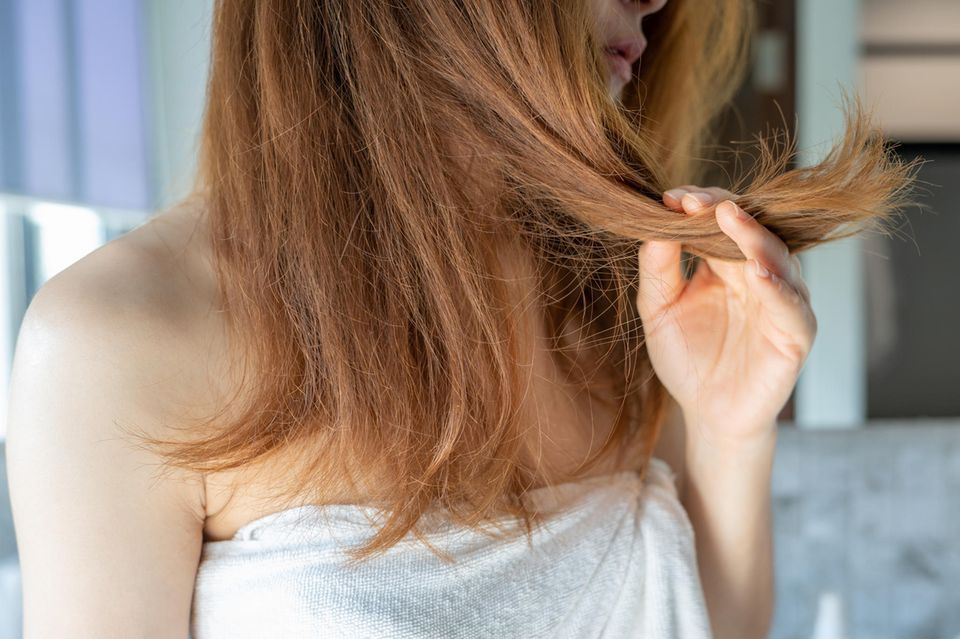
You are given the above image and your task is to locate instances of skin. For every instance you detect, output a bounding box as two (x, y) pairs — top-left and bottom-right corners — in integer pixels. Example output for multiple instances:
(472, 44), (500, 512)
(7, 208), (214, 638)
(639, 191), (813, 639)
(592, 2), (816, 637)
(7, 3), (801, 637)
(592, 0), (668, 99)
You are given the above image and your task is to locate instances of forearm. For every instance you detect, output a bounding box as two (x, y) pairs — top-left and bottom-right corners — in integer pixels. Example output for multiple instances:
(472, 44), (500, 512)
(680, 418), (777, 639)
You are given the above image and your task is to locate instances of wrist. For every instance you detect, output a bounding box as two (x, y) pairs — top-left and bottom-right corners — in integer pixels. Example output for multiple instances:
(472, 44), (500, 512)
(681, 409), (778, 454)
(681, 415), (777, 509)
(682, 413), (778, 470)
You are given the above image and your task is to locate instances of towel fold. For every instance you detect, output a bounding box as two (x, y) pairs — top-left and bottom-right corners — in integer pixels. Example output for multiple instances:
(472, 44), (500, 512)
(189, 457), (712, 638)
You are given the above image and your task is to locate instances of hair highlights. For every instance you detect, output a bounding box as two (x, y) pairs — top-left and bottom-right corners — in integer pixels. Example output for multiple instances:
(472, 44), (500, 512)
(130, 0), (919, 562)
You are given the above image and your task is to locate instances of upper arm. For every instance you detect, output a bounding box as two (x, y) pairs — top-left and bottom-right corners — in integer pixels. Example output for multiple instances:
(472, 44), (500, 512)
(6, 247), (207, 639)
(651, 393), (687, 500)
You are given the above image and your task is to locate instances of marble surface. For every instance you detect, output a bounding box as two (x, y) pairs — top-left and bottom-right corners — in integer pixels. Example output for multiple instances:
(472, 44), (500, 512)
(771, 421), (960, 639)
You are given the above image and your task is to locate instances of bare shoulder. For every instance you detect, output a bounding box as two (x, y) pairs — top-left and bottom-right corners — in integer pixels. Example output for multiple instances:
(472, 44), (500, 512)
(39, 195), (218, 328)
(14, 197), (227, 451)
(5, 197), (224, 637)
(11, 195), (226, 492)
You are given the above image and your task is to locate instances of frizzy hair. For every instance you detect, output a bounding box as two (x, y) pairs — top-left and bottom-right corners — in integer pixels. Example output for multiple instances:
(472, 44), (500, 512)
(128, 0), (919, 563)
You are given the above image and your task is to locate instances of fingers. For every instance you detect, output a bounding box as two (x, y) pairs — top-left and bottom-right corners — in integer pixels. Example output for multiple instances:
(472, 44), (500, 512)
(642, 185), (717, 316)
(787, 253), (810, 304)
(716, 198), (817, 353)
(663, 186), (736, 211)
(636, 239), (685, 322)
(662, 186), (742, 285)
(743, 258), (818, 361)
(659, 186), (818, 365)
(715, 199), (807, 299)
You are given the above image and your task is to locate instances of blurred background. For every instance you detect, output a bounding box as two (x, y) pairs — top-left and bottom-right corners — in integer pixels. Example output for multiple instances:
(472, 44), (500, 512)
(0, 0), (957, 637)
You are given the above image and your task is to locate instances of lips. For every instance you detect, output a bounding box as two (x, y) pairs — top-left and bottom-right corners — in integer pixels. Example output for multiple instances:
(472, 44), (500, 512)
(604, 48), (634, 85)
(603, 36), (646, 85)
(606, 37), (646, 66)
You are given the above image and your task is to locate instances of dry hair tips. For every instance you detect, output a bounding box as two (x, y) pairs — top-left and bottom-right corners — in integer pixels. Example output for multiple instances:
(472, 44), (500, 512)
(125, 0), (920, 563)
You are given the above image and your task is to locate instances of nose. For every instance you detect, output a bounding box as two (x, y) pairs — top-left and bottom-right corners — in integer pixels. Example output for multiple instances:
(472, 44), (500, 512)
(620, 0), (668, 20)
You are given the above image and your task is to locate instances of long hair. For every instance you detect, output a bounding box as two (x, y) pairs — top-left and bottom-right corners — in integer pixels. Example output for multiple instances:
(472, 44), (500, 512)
(128, 0), (918, 563)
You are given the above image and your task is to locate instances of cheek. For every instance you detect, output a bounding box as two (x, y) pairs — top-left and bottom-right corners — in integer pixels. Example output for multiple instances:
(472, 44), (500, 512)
(591, 0), (620, 33)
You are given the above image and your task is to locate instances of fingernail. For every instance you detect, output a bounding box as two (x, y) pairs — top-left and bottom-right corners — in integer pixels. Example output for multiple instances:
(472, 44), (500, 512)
(754, 260), (770, 278)
(726, 200), (747, 219)
(684, 192), (712, 209)
(664, 188), (686, 201)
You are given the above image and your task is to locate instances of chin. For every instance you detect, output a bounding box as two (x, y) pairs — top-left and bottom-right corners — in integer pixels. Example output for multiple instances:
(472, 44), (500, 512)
(608, 81), (626, 104)
(606, 72), (629, 101)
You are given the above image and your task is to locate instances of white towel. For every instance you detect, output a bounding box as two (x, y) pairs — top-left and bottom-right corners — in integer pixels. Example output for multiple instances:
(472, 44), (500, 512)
(189, 456), (712, 638)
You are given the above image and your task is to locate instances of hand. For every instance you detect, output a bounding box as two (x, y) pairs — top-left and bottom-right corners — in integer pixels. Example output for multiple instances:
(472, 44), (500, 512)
(636, 185), (817, 445)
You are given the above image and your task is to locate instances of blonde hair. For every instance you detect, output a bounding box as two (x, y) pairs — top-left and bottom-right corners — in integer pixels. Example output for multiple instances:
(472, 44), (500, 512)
(129, 0), (919, 563)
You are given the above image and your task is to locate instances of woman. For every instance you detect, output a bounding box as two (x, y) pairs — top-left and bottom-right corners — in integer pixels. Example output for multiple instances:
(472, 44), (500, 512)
(7, 0), (915, 637)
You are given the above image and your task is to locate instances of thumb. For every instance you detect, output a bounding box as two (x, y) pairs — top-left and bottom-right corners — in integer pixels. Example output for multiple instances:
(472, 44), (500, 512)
(636, 240), (685, 322)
